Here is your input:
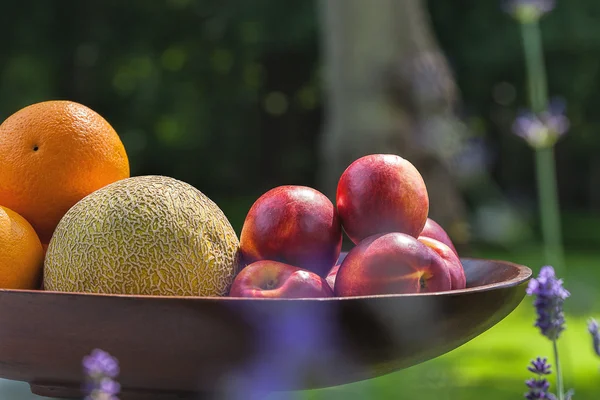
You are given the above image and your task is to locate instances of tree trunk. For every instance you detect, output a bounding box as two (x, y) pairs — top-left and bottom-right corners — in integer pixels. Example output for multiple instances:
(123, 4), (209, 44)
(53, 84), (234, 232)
(317, 0), (469, 245)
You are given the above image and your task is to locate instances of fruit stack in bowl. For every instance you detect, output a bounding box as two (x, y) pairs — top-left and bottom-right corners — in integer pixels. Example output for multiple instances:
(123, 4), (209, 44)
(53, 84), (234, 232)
(232, 154), (466, 299)
(0, 99), (464, 300)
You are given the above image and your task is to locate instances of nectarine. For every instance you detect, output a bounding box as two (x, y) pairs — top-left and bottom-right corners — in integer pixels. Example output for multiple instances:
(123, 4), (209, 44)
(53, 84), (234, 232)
(229, 260), (334, 298)
(240, 185), (343, 277)
(420, 218), (458, 257)
(336, 154), (429, 244)
(334, 232), (451, 297)
(418, 236), (466, 290)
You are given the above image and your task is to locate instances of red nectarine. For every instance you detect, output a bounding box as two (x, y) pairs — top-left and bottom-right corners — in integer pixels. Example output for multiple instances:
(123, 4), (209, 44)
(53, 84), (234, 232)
(418, 236), (466, 290)
(334, 232), (451, 297)
(229, 260), (334, 298)
(420, 218), (458, 257)
(336, 154), (429, 244)
(239, 185), (343, 277)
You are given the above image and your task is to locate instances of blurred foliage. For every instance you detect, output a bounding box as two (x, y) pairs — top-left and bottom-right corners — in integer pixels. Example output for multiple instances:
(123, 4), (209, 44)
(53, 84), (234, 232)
(427, 0), (600, 213)
(0, 0), (321, 208)
(1, 0), (600, 233)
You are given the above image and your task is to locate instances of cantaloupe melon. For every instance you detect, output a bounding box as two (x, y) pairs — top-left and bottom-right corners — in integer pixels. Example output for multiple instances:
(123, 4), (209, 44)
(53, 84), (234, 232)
(43, 175), (241, 296)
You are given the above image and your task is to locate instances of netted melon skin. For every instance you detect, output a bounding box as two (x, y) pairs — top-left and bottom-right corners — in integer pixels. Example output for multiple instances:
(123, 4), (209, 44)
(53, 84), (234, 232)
(44, 175), (241, 297)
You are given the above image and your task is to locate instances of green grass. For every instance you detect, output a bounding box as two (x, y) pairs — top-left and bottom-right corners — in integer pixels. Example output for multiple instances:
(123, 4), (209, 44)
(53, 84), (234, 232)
(263, 244), (600, 399)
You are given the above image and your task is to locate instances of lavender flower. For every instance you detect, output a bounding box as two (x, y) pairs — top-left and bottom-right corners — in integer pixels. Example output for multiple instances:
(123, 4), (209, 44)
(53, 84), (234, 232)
(589, 318), (600, 357)
(525, 378), (554, 399)
(512, 98), (569, 149)
(82, 349), (120, 400)
(528, 357), (552, 375)
(526, 266), (570, 341)
(503, 0), (556, 22)
(525, 358), (556, 399)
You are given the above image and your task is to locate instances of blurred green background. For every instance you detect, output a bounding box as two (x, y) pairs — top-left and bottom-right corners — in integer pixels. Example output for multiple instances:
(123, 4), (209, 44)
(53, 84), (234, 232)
(0, 0), (599, 398)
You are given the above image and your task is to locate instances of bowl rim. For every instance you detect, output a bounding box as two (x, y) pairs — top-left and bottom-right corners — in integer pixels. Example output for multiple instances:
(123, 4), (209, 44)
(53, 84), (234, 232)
(0, 257), (532, 302)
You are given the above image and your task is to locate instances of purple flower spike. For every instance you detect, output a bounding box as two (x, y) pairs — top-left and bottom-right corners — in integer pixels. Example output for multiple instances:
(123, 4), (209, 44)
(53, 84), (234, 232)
(589, 318), (600, 357)
(83, 349), (120, 379)
(513, 111), (547, 145)
(528, 357), (552, 375)
(512, 99), (569, 148)
(524, 357), (557, 399)
(526, 266), (570, 341)
(503, 0), (555, 22)
(525, 377), (556, 399)
(82, 349), (120, 400)
(98, 378), (121, 395)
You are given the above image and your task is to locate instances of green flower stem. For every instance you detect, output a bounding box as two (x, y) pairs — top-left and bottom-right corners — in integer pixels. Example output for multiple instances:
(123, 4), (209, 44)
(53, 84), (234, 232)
(534, 146), (565, 273)
(521, 21), (547, 113)
(520, 20), (565, 275)
(553, 339), (565, 400)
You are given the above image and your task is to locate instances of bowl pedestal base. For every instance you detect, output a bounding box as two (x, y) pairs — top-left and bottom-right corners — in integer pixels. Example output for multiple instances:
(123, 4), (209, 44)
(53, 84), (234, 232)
(30, 383), (204, 400)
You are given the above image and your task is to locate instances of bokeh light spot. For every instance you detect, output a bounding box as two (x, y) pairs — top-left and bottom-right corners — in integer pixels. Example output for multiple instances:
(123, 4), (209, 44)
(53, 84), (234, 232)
(296, 85), (318, 110)
(264, 92), (288, 116)
(161, 46), (187, 72)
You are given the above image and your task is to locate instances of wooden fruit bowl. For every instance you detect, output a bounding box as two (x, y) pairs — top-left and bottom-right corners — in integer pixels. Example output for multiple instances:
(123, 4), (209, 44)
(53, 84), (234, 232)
(0, 258), (531, 399)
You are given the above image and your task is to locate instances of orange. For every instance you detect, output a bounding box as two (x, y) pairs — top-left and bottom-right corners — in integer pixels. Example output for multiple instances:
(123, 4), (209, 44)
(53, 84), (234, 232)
(0, 100), (130, 243)
(0, 205), (44, 289)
